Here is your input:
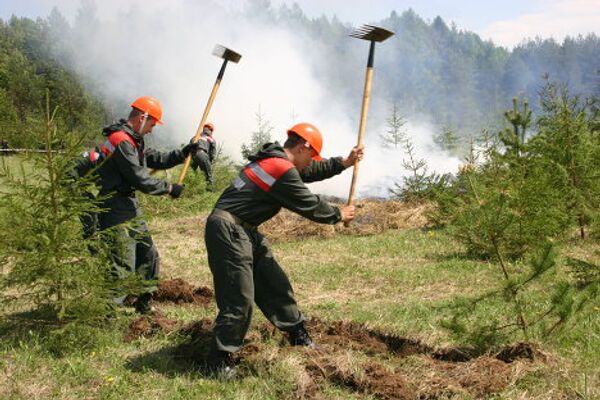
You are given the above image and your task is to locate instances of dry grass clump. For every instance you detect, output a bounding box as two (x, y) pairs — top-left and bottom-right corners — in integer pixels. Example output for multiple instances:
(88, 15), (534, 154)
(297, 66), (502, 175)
(153, 200), (429, 246)
(262, 200), (431, 243)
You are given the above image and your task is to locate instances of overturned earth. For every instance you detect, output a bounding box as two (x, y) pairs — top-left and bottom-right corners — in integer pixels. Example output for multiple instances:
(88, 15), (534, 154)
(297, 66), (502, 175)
(126, 315), (546, 399)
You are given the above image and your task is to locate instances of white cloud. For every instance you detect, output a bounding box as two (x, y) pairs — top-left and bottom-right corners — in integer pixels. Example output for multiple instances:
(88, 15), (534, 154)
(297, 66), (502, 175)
(482, 0), (600, 48)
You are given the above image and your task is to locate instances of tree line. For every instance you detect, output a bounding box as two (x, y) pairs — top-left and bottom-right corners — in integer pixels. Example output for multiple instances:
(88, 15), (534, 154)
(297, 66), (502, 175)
(251, 1), (600, 137)
(0, 15), (106, 148)
(1, 2), (599, 149)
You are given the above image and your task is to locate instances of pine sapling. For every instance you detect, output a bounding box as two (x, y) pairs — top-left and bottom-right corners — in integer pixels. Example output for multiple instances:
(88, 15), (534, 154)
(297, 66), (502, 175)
(380, 103), (407, 149)
(0, 94), (117, 326)
(241, 105), (274, 160)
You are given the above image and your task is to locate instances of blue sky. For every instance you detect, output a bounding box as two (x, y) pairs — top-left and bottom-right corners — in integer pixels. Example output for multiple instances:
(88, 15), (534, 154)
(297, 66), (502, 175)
(273, 0), (600, 47)
(1, 0), (599, 47)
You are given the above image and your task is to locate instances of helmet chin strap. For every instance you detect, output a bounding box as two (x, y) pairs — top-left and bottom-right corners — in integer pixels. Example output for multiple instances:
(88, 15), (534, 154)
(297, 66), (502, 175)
(137, 112), (149, 135)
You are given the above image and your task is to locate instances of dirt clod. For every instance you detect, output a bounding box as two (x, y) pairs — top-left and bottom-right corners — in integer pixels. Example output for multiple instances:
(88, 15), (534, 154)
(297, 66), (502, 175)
(124, 313), (178, 342)
(179, 318), (214, 340)
(153, 278), (213, 305)
(432, 347), (476, 362)
(495, 342), (539, 363)
(304, 318), (433, 357)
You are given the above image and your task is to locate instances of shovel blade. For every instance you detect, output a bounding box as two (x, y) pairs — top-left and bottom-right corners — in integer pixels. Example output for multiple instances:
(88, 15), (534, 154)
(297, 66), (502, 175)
(349, 24), (394, 42)
(212, 45), (242, 63)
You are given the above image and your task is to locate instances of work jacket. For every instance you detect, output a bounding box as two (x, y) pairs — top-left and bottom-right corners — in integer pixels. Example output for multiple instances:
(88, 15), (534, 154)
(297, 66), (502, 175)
(197, 129), (217, 162)
(214, 142), (346, 227)
(95, 120), (185, 227)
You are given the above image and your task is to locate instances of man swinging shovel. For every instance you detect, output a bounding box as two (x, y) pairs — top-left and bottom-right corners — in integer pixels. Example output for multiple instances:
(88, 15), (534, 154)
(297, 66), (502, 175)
(346, 25), (394, 225)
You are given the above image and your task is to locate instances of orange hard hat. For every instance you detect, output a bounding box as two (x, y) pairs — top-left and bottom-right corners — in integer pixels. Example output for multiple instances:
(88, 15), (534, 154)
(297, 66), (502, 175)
(287, 122), (323, 160)
(204, 122), (215, 132)
(130, 96), (163, 125)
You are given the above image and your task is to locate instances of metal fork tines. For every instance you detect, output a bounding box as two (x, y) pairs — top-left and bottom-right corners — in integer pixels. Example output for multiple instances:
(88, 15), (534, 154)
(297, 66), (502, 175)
(349, 24), (394, 42)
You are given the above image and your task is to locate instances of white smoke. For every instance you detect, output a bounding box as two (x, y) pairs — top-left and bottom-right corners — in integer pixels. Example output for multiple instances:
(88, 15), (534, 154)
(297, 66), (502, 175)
(307, 113), (462, 198)
(49, 0), (460, 197)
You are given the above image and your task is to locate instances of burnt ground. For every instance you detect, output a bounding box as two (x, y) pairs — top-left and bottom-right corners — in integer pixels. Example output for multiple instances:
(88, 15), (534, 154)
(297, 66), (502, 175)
(153, 278), (213, 305)
(126, 315), (544, 399)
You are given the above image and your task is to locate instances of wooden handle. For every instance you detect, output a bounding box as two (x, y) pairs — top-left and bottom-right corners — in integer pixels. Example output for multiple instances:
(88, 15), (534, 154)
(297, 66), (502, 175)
(344, 66), (374, 226)
(177, 77), (223, 185)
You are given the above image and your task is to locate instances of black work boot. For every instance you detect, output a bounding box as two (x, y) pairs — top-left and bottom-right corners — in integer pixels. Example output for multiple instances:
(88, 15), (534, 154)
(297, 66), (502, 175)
(204, 348), (237, 379)
(134, 292), (154, 314)
(288, 324), (315, 348)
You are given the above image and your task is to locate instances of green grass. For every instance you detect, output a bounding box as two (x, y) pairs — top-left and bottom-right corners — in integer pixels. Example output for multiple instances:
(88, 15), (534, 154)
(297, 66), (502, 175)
(140, 159), (238, 218)
(0, 155), (34, 188)
(1, 212), (599, 399)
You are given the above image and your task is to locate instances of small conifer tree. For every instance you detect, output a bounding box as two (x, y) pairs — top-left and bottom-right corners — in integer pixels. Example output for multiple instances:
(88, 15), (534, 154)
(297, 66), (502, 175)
(241, 105), (273, 160)
(532, 80), (600, 239)
(434, 125), (459, 153)
(390, 135), (448, 202)
(379, 103), (407, 149)
(435, 97), (597, 348)
(0, 95), (117, 325)
(436, 98), (569, 259)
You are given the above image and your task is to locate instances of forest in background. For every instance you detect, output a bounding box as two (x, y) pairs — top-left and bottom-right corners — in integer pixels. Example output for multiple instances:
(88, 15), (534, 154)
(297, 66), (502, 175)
(0, 14), (105, 148)
(0, 1), (599, 148)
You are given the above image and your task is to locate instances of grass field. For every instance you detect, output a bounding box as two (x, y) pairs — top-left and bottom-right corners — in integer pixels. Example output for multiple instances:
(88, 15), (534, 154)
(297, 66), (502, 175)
(0, 155), (32, 184)
(1, 202), (598, 399)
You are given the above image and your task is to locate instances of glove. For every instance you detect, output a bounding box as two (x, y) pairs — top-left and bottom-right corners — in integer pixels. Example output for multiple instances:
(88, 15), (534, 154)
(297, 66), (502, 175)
(169, 183), (184, 199)
(182, 141), (200, 157)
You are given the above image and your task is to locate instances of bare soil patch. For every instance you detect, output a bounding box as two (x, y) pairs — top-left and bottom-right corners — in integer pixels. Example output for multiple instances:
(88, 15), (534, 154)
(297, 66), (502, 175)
(167, 318), (216, 362)
(303, 318), (434, 357)
(158, 316), (542, 399)
(178, 318), (214, 341)
(124, 313), (178, 342)
(153, 278), (213, 305)
(295, 318), (535, 399)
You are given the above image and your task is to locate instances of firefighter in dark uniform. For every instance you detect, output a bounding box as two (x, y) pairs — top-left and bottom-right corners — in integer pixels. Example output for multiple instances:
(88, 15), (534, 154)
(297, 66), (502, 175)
(204, 122), (363, 373)
(191, 122), (217, 191)
(95, 96), (198, 313)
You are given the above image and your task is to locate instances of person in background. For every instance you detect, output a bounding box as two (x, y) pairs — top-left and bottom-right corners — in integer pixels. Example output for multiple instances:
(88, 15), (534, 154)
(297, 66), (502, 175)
(191, 122), (217, 191)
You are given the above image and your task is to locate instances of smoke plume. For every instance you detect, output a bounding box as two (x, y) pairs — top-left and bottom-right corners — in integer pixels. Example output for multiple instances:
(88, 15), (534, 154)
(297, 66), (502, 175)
(51, 0), (461, 197)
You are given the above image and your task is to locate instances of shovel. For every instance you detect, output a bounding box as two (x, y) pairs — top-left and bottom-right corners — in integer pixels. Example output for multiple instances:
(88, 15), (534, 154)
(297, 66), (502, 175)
(345, 25), (394, 226)
(176, 45), (242, 185)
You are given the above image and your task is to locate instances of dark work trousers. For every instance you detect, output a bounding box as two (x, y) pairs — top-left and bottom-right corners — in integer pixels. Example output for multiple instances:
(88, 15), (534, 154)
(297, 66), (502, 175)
(204, 213), (304, 353)
(99, 196), (159, 296)
(191, 150), (214, 189)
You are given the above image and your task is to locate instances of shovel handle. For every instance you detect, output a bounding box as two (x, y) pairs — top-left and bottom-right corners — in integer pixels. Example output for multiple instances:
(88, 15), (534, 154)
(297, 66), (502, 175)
(177, 60), (228, 185)
(345, 61), (374, 227)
